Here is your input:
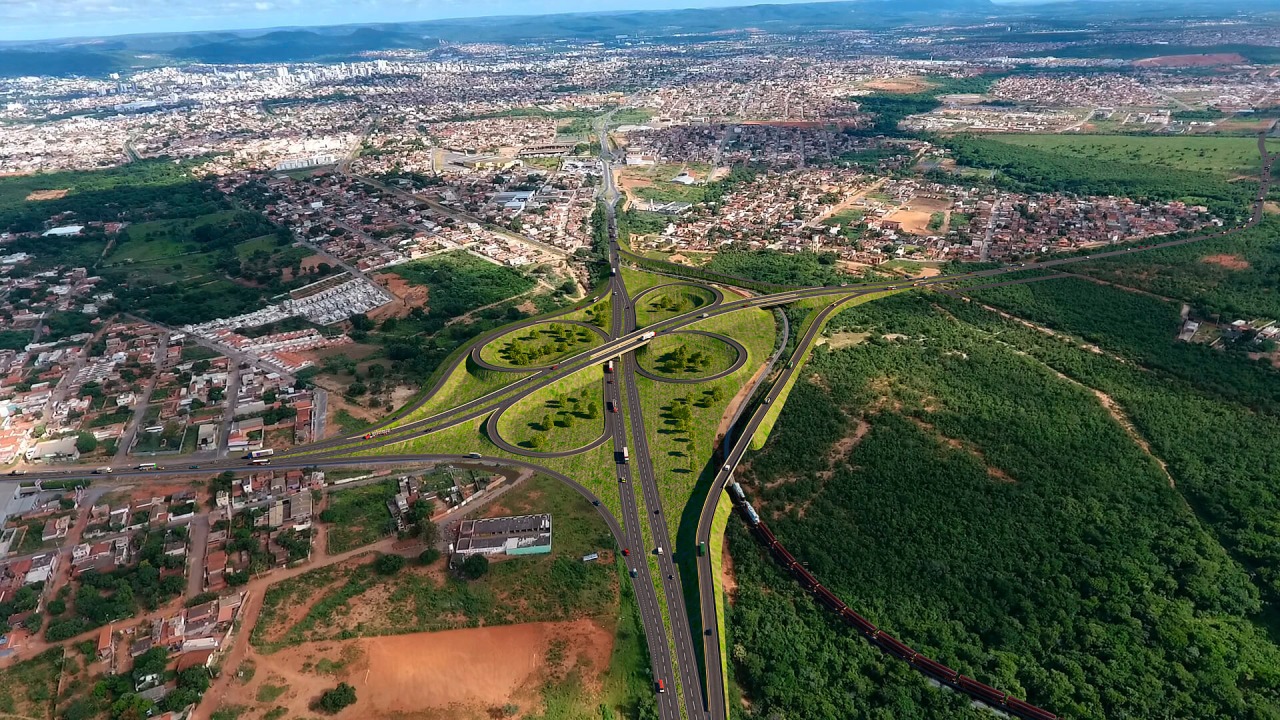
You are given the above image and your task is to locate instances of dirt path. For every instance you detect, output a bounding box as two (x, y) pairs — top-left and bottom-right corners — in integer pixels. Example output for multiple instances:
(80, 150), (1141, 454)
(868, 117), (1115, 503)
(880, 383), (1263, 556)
(968, 300), (1127, 363)
(444, 282), (549, 327)
(194, 536), (420, 720)
(716, 360), (769, 445)
(945, 302), (1177, 489)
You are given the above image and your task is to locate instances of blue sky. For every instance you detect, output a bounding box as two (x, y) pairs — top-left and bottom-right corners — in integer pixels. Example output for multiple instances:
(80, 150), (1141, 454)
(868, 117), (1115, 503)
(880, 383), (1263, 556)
(2, 0), (849, 42)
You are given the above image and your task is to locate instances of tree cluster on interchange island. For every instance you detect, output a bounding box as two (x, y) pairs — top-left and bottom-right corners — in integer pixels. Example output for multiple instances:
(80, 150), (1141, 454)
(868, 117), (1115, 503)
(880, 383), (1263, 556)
(500, 323), (594, 367)
(656, 343), (713, 374)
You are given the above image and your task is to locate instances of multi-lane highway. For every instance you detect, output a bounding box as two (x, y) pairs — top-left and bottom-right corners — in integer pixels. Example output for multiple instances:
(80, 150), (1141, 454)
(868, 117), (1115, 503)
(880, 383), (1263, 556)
(15, 129), (1274, 720)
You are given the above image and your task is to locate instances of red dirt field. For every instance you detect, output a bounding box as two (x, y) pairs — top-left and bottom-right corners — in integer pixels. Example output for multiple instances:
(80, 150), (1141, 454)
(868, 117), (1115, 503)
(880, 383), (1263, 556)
(1201, 253), (1250, 270)
(25, 188), (70, 201)
(1133, 53), (1247, 68)
(219, 620), (614, 719)
(370, 272), (429, 320)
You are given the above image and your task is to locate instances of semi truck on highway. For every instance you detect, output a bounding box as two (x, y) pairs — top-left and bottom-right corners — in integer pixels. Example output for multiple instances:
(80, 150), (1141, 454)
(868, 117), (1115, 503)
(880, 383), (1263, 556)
(605, 359), (614, 373)
(622, 446), (629, 461)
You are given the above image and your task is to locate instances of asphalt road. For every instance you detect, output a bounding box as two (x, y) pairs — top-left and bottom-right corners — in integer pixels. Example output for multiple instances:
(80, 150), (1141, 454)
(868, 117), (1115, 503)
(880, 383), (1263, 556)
(606, 229), (686, 720)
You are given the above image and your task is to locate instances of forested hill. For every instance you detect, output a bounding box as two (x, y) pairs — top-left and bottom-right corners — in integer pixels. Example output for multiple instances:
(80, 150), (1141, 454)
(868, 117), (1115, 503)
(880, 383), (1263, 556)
(727, 293), (1280, 720)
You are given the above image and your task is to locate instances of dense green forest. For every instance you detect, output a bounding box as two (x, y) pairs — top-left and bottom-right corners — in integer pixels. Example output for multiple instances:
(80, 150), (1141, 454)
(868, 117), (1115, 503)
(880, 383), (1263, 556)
(936, 292), (1280, 610)
(940, 135), (1257, 219)
(729, 294), (1280, 719)
(728, 521), (985, 719)
(967, 277), (1280, 413)
(1073, 215), (1280, 319)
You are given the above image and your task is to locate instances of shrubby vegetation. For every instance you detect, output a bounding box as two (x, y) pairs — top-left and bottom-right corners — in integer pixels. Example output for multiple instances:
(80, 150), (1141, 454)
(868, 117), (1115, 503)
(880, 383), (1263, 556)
(730, 294), (1280, 719)
(1074, 215), (1280, 319)
(394, 251), (535, 320)
(707, 249), (852, 286)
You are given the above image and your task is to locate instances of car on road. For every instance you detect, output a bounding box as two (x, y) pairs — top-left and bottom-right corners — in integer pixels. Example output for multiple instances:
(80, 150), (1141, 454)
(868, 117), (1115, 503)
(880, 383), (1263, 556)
(630, 568), (638, 577)
(655, 546), (664, 555)
(656, 680), (666, 693)
(622, 548), (630, 556)
(467, 452), (482, 458)
(723, 463), (731, 471)
(188, 465), (200, 469)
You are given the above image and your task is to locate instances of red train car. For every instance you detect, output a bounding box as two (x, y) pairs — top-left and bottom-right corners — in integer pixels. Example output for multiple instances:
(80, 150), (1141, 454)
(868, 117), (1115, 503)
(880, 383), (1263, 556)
(841, 609), (877, 635)
(1006, 698), (1058, 720)
(816, 587), (844, 611)
(911, 656), (958, 683)
(794, 567), (820, 591)
(957, 676), (1008, 706)
(874, 633), (917, 661)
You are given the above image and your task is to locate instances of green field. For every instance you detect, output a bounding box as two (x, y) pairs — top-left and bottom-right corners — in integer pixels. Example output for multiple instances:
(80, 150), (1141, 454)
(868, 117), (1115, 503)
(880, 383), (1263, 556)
(634, 284), (717, 328)
(638, 307), (776, 517)
(391, 359), (530, 428)
(479, 321), (603, 368)
(322, 481), (397, 554)
(988, 134), (1268, 177)
(619, 268), (669, 296)
(821, 208), (865, 227)
(494, 365), (607, 452)
(636, 332), (739, 379)
(255, 475), (623, 645)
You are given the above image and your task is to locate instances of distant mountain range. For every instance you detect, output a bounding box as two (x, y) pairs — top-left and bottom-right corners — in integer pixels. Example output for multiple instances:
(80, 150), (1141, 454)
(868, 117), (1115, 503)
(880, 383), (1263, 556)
(0, 0), (1269, 77)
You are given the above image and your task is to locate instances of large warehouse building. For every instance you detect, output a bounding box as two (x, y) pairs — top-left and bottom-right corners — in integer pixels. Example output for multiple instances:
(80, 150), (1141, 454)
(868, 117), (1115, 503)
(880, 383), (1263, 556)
(453, 513), (552, 558)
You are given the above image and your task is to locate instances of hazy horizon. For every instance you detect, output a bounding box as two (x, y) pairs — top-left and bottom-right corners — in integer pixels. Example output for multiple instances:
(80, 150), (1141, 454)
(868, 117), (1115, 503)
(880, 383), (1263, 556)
(3, 0), (860, 43)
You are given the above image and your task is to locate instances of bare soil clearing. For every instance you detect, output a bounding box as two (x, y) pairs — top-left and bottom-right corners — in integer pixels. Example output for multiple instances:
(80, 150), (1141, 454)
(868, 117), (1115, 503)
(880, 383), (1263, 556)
(1201, 253), (1250, 270)
(223, 621), (614, 719)
(863, 77), (932, 93)
(25, 188), (69, 201)
(884, 208), (936, 235)
(1134, 53), (1247, 67)
(371, 272), (429, 320)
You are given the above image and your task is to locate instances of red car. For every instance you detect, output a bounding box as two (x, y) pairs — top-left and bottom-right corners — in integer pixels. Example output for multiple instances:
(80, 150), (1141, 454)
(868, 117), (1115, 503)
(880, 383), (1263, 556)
(622, 548), (630, 556)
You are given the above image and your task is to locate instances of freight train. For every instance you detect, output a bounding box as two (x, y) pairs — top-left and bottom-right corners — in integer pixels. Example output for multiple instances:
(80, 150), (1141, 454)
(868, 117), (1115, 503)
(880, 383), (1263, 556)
(724, 481), (1057, 720)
